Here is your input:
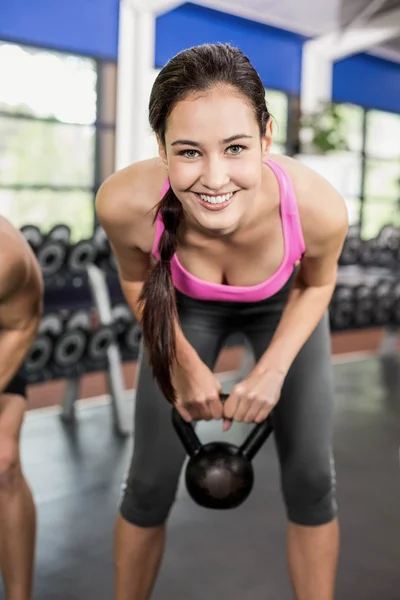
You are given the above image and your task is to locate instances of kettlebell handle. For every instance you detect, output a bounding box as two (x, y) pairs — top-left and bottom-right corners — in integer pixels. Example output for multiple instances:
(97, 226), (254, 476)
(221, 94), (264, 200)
(219, 393), (274, 460)
(171, 393), (274, 460)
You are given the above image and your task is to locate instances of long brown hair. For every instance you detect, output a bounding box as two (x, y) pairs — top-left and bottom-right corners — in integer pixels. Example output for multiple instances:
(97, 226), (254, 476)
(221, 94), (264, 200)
(139, 43), (270, 403)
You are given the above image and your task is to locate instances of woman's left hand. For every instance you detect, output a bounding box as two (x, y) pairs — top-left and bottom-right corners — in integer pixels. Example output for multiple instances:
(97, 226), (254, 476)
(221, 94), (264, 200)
(222, 368), (286, 431)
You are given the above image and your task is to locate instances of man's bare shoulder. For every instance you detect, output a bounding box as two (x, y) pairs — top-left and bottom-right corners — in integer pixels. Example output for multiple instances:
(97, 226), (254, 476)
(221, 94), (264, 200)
(0, 217), (43, 301)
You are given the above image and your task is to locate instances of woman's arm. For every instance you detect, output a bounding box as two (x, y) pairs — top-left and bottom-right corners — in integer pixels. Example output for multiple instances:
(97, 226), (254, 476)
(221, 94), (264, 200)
(223, 168), (348, 426)
(254, 177), (348, 376)
(95, 164), (199, 367)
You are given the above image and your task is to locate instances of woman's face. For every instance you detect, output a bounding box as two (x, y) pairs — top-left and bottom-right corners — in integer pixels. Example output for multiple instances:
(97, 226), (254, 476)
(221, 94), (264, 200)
(159, 85), (273, 234)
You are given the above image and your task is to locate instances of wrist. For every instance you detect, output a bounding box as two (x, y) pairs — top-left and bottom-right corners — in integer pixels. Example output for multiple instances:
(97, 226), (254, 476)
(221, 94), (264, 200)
(253, 354), (289, 379)
(175, 330), (198, 367)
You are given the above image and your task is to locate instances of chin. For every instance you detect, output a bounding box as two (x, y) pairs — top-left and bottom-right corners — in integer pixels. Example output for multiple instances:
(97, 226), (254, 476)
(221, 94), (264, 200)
(197, 212), (241, 235)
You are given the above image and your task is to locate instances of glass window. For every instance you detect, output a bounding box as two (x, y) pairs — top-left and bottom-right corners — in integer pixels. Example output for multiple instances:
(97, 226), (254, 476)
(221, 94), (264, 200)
(366, 110), (400, 159)
(0, 42), (98, 242)
(364, 159), (400, 198)
(0, 189), (94, 243)
(334, 103), (364, 153)
(341, 153), (363, 197)
(0, 42), (97, 125)
(266, 89), (288, 145)
(344, 197), (362, 226)
(361, 197), (400, 239)
(0, 116), (95, 187)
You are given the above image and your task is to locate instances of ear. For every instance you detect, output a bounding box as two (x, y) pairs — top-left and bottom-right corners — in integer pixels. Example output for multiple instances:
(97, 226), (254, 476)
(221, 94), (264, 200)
(157, 135), (168, 167)
(261, 117), (273, 158)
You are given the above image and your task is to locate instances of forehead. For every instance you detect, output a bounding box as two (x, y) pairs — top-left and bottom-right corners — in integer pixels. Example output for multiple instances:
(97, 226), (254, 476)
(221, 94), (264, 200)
(165, 87), (257, 140)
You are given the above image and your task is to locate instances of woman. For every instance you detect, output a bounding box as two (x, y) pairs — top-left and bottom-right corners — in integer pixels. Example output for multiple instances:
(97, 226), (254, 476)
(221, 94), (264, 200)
(96, 42), (348, 600)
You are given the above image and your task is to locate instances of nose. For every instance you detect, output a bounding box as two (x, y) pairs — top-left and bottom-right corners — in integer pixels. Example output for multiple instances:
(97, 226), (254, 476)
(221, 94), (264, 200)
(200, 156), (230, 192)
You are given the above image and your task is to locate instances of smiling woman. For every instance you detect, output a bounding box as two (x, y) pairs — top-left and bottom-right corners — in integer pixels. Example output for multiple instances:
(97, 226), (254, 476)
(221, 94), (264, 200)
(96, 42), (348, 600)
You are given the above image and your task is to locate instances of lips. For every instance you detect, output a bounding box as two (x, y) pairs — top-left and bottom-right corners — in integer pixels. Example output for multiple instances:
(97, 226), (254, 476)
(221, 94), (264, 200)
(194, 191), (237, 211)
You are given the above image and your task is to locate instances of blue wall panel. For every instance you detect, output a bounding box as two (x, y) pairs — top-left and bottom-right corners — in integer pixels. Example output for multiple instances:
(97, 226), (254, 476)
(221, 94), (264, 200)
(0, 0), (119, 59)
(155, 3), (306, 94)
(2, 0), (400, 113)
(333, 53), (400, 114)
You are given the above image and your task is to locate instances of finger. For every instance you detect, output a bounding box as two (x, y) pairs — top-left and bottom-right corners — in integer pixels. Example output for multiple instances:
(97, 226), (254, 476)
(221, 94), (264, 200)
(195, 401), (213, 421)
(222, 418), (232, 432)
(243, 400), (262, 423)
(223, 392), (240, 421)
(208, 396), (224, 420)
(233, 395), (254, 422)
(176, 405), (194, 423)
(253, 404), (273, 424)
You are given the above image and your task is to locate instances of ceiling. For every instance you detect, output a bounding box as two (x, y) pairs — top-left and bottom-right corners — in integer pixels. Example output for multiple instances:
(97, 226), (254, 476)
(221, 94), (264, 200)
(153, 0), (400, 62)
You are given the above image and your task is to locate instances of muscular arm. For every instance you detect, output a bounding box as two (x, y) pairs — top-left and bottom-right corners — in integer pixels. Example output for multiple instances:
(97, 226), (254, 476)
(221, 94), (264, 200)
(0, 228), (43, 391)
(254, 170), (348, 376)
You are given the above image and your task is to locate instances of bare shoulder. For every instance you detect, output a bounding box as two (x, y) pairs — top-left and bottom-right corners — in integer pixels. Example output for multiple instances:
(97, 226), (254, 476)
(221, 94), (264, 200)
(270, 154), (349, 256)
(0, 217), (43, 302)
(95, 157), (168, 251)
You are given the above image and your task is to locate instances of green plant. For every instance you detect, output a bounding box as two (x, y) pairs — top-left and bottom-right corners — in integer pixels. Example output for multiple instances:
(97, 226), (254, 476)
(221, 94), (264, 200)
(300, 102), (349, 154)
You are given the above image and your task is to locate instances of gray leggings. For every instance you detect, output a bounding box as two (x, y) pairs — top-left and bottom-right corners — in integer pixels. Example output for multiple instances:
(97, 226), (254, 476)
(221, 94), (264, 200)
(120, 280), (337, 527)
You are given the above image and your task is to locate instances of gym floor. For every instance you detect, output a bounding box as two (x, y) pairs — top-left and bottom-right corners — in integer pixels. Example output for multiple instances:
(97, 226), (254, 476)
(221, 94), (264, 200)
(8, 352), (400, 600)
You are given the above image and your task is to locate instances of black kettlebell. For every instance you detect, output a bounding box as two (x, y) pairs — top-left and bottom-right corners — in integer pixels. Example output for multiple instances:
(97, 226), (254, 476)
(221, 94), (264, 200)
(172, 393), (274, 510)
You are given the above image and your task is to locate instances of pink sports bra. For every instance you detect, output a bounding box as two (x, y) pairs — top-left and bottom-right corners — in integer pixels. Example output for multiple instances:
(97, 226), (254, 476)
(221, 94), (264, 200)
(151, 158), (306, 302)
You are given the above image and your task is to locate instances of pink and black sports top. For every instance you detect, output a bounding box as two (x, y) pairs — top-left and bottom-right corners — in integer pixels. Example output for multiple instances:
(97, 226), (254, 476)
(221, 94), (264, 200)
(151, 158), (305, 302)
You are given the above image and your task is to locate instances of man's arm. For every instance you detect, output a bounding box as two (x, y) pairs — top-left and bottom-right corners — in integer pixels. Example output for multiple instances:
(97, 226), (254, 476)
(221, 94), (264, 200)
(0, 234), (43, 391)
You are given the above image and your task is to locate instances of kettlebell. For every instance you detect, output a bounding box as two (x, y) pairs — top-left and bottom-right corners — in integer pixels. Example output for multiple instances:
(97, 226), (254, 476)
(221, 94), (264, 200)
(172, 393), (274, 510)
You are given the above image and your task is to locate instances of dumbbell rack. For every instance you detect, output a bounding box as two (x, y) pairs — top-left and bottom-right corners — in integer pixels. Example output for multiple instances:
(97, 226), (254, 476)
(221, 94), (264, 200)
(60, 264), (132, 437)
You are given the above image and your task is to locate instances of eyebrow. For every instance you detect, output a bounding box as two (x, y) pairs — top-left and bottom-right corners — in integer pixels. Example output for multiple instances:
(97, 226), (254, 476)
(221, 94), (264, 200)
(171, 134), (253, 147)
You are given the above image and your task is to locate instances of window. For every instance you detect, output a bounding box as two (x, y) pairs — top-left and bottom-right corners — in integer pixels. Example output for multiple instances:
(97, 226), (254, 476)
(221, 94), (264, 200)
(266, 89), (288, 154)
(0, 42), (98, 242)
(362, 109), (400, 239)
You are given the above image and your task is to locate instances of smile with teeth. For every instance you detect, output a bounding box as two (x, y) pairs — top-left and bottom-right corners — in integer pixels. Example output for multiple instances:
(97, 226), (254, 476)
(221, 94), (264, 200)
(197, 192), (234, 204)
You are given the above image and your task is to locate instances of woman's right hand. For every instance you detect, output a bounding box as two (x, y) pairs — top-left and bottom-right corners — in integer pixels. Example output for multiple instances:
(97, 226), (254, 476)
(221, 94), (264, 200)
(171, 354), (224, 423)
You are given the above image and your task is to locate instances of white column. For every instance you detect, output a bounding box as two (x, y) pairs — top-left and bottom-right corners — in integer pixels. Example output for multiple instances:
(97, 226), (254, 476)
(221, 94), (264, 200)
(300, 4), (400, 115)
(300, 39), (333, 115)
(115, 1), (156, 171)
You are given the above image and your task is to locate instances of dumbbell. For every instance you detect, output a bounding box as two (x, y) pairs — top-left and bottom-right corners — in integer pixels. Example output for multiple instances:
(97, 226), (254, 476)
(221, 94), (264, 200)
(358, 238), (379, 267)
(64, 309), (113, 365)
(24, 313), (63, 376)
(329, 285), (354, 330)
(92, 226), (117, 273)
(352, 283), (374, 328)
(36, 225), (71, 278)
(87, 322), (114, 363)
(392, 283), (400, 325)
(112, 303), (142, 353)
(51, 310), (89, 371)
(339, 226), (361, 266)
(20, 225), (43, 255)
(377, 225), (400, 253)
(65, 239), (97, 276)
(371, 280), (394, 326)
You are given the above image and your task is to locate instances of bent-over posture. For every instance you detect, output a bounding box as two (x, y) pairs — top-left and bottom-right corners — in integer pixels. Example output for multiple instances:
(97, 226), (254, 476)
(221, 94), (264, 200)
(0, 217), (43, 600)
(97, 43), (348, 600)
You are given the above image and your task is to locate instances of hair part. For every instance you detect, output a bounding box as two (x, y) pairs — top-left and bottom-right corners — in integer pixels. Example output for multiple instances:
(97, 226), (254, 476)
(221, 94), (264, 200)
(140, 43), (270, 402)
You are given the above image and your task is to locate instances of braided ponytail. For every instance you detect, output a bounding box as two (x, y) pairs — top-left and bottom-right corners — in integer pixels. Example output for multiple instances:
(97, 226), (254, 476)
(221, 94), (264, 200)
(139, 188), (184, 402)
(142, 42), (272, 400)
